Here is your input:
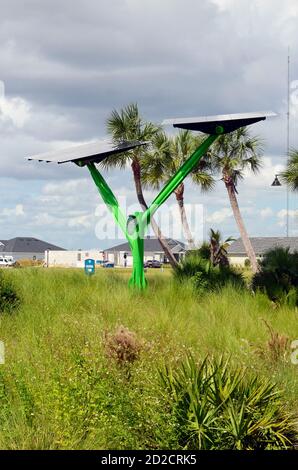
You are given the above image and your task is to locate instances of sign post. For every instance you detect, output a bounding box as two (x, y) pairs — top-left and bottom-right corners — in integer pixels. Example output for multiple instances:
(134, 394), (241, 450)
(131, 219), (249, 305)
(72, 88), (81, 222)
(85, 258), (95, 276)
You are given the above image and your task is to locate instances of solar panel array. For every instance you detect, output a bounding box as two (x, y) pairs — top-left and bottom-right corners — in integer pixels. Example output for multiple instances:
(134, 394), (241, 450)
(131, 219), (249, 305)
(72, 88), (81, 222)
(163, 111), (276, 134)
(27, 140), (148, 165)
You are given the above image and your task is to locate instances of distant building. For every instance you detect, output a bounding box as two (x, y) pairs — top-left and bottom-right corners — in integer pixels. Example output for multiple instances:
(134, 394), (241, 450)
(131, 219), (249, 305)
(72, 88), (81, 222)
(0, 237), (65, 261)
(104, 236), (186, 267)
(228, 237), (298, 266)
(45, 249), (109, 268)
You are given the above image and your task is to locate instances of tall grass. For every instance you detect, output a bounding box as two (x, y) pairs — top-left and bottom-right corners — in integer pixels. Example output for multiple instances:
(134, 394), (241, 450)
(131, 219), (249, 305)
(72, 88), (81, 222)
(0, 268), (298, 449)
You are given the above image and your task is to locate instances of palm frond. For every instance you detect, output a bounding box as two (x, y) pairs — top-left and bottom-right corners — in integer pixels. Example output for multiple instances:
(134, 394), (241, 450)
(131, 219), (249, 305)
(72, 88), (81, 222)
(191, 171), (215, 192)
(281, 149), (298, 191)
(103, 103), (160, 170)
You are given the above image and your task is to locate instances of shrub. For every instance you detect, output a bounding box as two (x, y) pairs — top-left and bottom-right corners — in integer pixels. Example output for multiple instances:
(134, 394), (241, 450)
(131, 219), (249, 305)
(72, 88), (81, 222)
(159, 355), (298, 450)
(0, 272), (20, 313)
(187, 243), (210, 261)
(104, 326), (142, 365)
(252, 247), (298, 306)
(262, 320), (289, 363)
(174, 255), (244, 292)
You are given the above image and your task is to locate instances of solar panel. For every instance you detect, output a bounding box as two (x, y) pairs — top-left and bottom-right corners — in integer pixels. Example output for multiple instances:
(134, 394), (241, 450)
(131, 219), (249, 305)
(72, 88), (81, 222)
(162, 111), (276, 134)
(27, 140), (148, 166)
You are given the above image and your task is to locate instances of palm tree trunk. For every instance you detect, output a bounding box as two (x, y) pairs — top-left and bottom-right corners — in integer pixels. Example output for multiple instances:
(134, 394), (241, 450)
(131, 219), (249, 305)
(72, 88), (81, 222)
(174, 183), (195, 249)
(224, 177), (259, 273)
(131, 159), (178, 267)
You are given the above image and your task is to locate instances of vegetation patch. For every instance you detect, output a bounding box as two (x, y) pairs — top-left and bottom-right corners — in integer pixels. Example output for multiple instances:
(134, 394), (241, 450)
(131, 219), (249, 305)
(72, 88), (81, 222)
(174, 254), (244, 293)
(104, 326), (142, 366)
(0, 271), (20, 314)
(160, 355), (298, 450)
(0, 268), (298, 449)
(252, 247), (298, 307)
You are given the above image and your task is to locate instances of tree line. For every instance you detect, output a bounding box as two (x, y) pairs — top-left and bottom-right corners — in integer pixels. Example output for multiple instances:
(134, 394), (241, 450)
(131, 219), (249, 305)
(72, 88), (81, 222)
(102, 103), (298, 273)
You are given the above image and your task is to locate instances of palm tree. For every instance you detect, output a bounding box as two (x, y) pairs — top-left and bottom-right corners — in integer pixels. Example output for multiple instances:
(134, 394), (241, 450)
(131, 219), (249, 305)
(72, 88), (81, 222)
(209, 228), (235, 267)
(281, 149), (298, 191)
(141, 130), (214, 249)
(210, 127), (263, 273)
(104, 103), (178, 267)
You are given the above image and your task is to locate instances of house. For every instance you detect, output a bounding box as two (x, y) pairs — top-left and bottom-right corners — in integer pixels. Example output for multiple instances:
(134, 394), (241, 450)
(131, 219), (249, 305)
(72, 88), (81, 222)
(227, 237), (298, 266)
(0, 237), (65, 261)
(45, 249), (109, 268)
(104, 236), (186, 267)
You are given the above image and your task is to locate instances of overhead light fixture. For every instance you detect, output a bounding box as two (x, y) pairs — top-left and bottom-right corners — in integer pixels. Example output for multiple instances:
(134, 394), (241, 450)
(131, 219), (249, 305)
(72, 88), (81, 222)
(271, 175), (282, 187)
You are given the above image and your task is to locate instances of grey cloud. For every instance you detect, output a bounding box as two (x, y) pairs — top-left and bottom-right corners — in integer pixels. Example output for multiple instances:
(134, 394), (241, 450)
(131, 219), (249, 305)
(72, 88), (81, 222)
(0, 0), (297, 247)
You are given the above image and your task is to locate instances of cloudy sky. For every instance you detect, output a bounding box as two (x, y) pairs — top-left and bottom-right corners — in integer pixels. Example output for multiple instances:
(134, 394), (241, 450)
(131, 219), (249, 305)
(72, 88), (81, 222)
(0, 0), (297, 249)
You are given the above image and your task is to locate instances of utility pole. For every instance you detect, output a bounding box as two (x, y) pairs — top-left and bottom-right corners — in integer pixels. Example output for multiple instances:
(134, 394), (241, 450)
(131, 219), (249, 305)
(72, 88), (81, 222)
(286, 49), (290, 237)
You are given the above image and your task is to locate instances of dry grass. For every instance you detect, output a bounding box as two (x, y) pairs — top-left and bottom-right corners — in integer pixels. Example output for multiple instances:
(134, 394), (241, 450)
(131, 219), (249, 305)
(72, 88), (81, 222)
(104, 326), (142, 365)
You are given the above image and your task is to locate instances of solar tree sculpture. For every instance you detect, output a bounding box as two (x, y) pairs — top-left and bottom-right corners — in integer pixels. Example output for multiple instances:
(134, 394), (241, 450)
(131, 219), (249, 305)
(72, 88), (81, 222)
(28, 112), (275, 289)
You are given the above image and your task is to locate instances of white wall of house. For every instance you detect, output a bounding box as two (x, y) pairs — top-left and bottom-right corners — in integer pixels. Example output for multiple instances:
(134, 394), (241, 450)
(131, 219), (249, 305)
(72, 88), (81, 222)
(45, 250), (114, 268)
(228, 256), (246, 267)
(228, 255), (262, 267)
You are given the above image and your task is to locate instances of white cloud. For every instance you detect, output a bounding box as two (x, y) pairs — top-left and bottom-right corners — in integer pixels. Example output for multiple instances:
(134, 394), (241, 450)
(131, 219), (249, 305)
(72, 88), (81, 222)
(243, 156), (285, 190)
(206, 207), (233, 224)
(43, 178), (91, 196)
(33, 212), (56, 226)
(0, 0), (297, 248)
(1, 204), (25, 217)
(277, 209), (298, 226)
(0, 81), (30, 128)
(68, 214), (93, 229)
(260, 207), (274, 218)
(211, 0), (234, 11)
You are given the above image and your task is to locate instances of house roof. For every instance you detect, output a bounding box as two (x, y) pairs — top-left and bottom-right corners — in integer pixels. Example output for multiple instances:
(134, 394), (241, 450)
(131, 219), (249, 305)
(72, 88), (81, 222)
(0, 237), (65, 253)
(105, 237), (186, 254)
(228, 237), (298, 256)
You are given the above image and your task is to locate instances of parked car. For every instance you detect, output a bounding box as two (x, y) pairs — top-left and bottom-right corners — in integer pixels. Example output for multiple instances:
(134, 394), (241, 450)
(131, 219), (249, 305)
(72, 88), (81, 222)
(103, 261), (114, 268)
(0, 256), (15, 267)
(144, 259), (162, 268)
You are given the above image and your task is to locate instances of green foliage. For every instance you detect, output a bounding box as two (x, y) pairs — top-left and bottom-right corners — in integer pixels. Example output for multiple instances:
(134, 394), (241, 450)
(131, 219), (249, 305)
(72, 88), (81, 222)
(159, 355), (298, 450)
(0, 268), (298, 449)
(252, 247), (298, 306)
(104, 103), (160, 169)
(141, 130), (214, 191)
(211, 127), (263, 184)
(187, 229), (235, 268)
(209, 228), (235, 267)
(174, 255), (244, 292)
(192, 242), (211, 260)
(281, 149), (298, 192)
(0, 272), (20, 313)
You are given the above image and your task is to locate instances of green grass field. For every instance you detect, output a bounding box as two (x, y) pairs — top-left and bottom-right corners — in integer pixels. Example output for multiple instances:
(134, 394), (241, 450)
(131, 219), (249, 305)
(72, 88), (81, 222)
(0, 267), (298, 449)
